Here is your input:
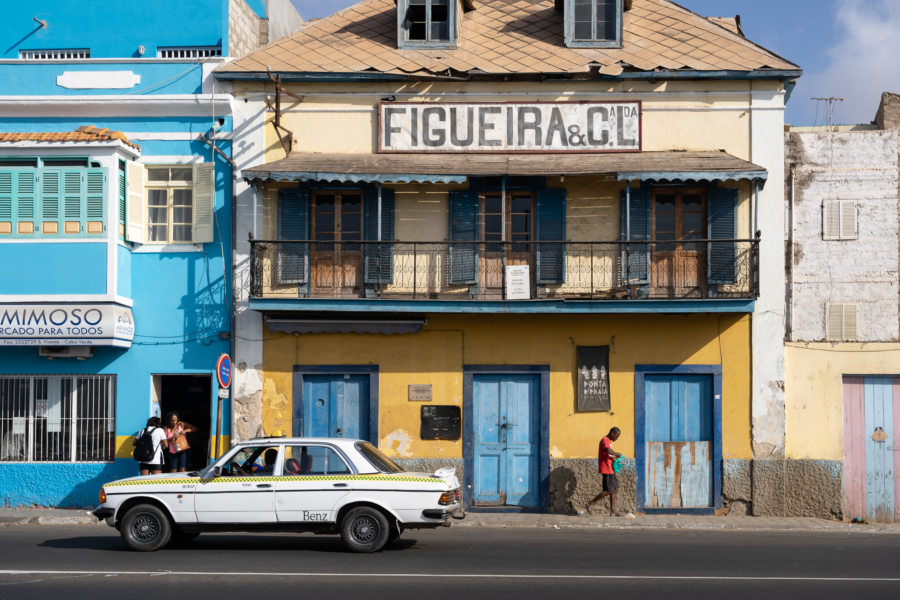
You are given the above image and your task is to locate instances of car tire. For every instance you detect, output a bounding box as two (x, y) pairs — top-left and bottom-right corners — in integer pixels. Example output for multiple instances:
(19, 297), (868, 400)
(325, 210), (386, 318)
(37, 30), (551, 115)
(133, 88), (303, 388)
(120, 504), (171, 552)
(340, 506), (390, 553)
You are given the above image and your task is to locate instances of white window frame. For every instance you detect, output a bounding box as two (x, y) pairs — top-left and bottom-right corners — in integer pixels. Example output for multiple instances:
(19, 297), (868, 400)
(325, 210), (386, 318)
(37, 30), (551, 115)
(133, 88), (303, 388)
(19, 49), (90, 60)
(822, 200), (858, 240)
(146, 166), (195, 244)
(398, 0), (457, 49)
(157, 46), (222, 59)
(125, 162), (214, 245)
(564, 0), (624, 48)
(825, 303), (858, 341)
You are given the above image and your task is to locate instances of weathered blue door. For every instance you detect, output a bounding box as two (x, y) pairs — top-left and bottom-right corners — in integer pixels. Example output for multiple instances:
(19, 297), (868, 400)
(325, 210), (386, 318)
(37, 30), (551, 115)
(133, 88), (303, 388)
(645, 374), (713, 508)
(473, 375), (539, 506)
(300, 375), (369, 439)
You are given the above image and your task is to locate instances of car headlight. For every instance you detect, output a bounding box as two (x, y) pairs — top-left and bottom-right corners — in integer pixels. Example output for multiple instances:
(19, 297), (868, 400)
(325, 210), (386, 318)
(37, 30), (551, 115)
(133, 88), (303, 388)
(99, 488), (106, 504)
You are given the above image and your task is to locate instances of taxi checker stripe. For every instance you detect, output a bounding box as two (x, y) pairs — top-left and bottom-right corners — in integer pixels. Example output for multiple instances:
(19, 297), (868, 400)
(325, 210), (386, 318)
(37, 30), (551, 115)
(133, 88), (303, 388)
(104, 474), (444, 487)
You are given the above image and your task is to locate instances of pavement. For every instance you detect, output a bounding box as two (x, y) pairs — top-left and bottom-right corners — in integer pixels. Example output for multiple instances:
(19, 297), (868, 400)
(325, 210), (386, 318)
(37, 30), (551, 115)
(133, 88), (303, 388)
(2, 507), (900, 533)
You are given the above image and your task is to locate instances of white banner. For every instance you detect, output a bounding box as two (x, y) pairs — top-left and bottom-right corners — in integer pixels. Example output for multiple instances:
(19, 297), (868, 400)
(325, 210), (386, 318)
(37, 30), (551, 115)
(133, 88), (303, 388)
(379, 101), (641, 153)
(0, 303), (135, 347)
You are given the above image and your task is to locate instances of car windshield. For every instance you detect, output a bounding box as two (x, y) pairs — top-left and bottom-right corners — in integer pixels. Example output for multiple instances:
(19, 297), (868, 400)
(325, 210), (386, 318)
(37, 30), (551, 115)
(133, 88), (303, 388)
(356, 442), (404, 473)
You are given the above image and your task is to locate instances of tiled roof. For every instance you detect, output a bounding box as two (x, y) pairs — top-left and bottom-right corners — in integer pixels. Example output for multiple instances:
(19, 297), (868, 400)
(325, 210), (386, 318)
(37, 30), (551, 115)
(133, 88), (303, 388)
(218, 0), (799, 78)
(0, 126), (140, 150)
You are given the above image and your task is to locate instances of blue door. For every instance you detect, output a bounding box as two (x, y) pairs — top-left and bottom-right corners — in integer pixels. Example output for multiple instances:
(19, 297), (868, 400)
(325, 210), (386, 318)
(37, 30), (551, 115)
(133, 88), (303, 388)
(300, 375), (369, 439)
(863, 378), (896, 522)
(645, 375), (713, 508)
(473, 375), (539, 506)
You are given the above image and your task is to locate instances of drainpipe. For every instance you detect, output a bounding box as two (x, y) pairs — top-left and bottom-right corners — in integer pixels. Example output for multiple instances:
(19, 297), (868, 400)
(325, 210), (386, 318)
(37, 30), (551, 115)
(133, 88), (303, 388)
(785, 165), (795, 340)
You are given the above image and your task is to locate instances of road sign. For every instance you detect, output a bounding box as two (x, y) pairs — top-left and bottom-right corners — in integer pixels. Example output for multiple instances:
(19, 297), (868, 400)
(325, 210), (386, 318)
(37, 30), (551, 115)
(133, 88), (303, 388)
(216, 353), (232, 388)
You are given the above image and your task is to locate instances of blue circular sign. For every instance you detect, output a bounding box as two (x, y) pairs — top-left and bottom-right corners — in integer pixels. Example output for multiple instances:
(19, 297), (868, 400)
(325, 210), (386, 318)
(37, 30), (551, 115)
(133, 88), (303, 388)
(216, 353), (232, 388)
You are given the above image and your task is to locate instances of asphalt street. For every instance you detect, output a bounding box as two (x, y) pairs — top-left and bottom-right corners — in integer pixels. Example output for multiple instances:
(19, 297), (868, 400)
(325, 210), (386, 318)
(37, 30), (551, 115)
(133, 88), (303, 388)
(0, 525), (898, 599)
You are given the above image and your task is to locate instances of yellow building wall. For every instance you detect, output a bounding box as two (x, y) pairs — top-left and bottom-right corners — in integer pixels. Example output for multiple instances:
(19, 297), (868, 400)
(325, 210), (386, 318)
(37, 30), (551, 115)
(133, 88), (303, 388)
(259, 313), (752, 461)
(785, 343), (900, 461)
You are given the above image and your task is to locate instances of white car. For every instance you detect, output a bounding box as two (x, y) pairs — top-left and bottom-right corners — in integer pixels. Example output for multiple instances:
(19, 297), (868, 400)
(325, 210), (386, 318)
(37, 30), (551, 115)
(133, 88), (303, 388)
(94, 437), (463, 553)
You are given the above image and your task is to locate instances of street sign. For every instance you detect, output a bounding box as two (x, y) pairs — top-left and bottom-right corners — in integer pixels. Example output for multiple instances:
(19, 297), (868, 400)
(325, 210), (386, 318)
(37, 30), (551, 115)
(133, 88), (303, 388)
(216, 353), (232, 388)
(218, 388), (230, 399)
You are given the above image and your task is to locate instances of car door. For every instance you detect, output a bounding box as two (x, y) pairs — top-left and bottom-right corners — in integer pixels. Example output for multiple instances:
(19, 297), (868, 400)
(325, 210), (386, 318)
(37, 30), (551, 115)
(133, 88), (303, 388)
(194, 445), (279, 523)
(274, 444), (353, 523)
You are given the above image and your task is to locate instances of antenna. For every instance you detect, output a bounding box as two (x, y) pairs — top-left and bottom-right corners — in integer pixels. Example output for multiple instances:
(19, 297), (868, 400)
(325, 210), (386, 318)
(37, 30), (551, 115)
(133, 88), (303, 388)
(812, 97), (844, 131)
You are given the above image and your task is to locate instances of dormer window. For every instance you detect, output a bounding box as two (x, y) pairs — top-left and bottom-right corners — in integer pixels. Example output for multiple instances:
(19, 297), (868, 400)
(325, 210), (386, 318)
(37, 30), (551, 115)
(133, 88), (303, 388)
(399, 0), (457, 49)
(564, 0), (623, 48)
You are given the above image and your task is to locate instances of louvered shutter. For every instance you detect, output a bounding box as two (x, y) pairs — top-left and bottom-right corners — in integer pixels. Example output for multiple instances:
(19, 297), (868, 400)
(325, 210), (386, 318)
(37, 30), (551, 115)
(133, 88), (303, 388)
(823, 200), (857, 240)
(826, 303), (858, 340)
(0, 172), (12, 228)
(536, 188), (566, 283)
(192, 162), (215, 244)
(85, 169), (105, 234)
(118, 161), (127, 236)
(125, 161), (145, 243)
(619, 188), (650, 285)
(708, 187), (737, 285)
(41, 170), (61, 234)
(62, 170), (84, 234)
(277, 188), (309, 284)
(364, 186), (395, 284)
(448, 190), (478, 285)
(15, 171), (36, 234)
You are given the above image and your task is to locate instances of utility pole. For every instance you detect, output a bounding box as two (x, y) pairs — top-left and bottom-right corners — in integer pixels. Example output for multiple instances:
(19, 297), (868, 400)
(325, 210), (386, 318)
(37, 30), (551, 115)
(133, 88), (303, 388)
(812, 97), (844, 131)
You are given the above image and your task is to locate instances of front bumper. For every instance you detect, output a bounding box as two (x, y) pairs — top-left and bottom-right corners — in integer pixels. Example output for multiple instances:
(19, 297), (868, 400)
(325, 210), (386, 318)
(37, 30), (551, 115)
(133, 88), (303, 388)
(93, 507), (114, 522)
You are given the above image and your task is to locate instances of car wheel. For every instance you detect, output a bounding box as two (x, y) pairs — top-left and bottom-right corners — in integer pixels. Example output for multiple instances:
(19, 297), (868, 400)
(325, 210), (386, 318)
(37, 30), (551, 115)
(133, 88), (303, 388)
(340, 506), (390, 553)
(120, 504), (171, 552)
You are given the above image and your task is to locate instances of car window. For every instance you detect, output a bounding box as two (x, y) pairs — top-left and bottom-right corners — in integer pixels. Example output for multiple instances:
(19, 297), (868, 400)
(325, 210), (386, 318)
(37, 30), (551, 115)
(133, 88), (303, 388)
(220, 445), (279, 477)
(282, 445), (351, 476)
(356, 442), (404, 473)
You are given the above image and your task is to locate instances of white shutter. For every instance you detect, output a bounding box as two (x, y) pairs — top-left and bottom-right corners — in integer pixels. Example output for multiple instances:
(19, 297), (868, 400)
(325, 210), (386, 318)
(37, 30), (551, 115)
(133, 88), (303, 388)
(842, 303), (858, 340)
(192, 162), (214, 244)
(839, 201), (857, 239)
(826, 302), (859, 340)
(125, 161), (145, 243)
(823, 201), (841, 240)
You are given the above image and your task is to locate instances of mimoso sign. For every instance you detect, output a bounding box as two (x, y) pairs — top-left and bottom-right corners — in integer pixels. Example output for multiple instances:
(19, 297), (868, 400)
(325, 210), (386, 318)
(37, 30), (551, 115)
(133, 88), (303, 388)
(0, 303), (135, 347)
(378, 101), (641, 153)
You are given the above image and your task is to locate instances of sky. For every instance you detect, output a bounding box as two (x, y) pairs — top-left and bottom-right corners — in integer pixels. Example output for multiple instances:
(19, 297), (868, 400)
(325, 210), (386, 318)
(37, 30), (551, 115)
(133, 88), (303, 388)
(289, 0), (900, 126)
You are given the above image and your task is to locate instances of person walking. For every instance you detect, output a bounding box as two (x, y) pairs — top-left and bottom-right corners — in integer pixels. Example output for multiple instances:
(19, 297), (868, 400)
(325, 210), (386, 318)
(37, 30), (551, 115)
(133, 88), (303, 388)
(163, 411), (197, 473)
(134, 417), (167, 475)
(586, 426), (623, 516)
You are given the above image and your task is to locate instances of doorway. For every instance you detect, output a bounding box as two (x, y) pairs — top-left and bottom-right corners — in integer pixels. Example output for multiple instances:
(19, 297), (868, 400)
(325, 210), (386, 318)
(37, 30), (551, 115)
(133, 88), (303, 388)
(155, 374), (212, 471)
(310, 190), (364, 296)
(292, 366), (378, 442)
(651, 189), (706, 297)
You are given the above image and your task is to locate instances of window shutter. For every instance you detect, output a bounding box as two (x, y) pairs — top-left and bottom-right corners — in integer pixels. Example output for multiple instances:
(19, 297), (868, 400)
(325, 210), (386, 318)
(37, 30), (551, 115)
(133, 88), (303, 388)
(118, 161), (126, 234)
(15, 171), (36, 234)
(192, 162), (215, 244)
(0, 171), (12, 224)
(62, 170), (84, 234)
(125, 161), (145, 243)
(840, 201), (857, 239)
(277, 188), (309, 284)
(536, 188), (566, 284)
(364, 186), (395, 284)
(823, 200), (857, 240)
(448, 190), (478, 285)
(619, 187), (650, 285)
(41, 170), (61, 233)
(826, 303), (858, 340)
(843, 303), (858, 340)
(85, 169), (105, 234)
(708, 187), (737, 285)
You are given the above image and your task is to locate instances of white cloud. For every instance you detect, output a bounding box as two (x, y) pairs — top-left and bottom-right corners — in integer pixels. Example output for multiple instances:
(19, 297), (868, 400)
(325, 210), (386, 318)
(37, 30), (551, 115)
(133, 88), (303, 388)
(800, 0), (900, 125)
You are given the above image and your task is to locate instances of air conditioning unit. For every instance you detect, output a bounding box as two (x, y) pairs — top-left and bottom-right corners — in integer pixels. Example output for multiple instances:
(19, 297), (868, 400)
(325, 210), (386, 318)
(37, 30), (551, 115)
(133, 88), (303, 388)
(39, 346), (94, 360)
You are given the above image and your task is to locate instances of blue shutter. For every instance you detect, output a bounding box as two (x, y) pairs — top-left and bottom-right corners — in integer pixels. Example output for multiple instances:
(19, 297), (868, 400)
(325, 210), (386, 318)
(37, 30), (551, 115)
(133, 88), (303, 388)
(536, 188), (566, 283)
(41, 170), (61, 233)
(63, 170), (84, 234)
(86, 169), (105, 233)
(0, 171), (12, 222)
(118, 161), (127, 233)
(448, 190), (478, 285)
(16, 171), (36, 228)
(364, 186), (394, 284)
(277, 189), (309, 284)
(619, 187), (650, 285)
(708, 187), (737, 285)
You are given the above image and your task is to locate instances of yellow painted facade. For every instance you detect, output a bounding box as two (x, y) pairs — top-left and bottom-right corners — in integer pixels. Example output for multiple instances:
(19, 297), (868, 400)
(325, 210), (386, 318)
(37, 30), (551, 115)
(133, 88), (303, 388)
(115, 435), (230, 460)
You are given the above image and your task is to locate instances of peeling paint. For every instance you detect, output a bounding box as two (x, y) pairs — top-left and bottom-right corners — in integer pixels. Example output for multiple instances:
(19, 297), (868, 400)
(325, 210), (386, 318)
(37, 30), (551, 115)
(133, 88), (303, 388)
(381, 429), (414, 458)
(550, 445), (564, 458)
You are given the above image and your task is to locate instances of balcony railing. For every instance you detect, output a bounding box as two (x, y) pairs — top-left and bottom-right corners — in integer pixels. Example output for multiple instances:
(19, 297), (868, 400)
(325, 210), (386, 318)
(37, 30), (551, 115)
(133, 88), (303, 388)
(249, 239), (759, 301)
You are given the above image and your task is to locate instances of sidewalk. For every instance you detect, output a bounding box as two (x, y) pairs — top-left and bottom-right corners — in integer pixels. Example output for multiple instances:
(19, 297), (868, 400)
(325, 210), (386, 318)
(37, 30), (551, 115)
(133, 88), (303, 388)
(2, 507), (899, 533)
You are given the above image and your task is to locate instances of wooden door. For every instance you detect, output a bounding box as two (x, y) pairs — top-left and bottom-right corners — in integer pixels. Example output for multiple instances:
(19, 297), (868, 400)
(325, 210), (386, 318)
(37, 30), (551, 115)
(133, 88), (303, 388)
(651, 189), (706, 297)
(311, 191), (363, 296)
(479, 192), (534, 296)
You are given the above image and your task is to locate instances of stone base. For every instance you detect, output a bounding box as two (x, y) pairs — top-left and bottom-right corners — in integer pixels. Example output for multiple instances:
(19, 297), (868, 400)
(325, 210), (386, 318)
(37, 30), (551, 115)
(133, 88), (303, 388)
(549, 458), (636, 515)
(751, 459), (843, 519)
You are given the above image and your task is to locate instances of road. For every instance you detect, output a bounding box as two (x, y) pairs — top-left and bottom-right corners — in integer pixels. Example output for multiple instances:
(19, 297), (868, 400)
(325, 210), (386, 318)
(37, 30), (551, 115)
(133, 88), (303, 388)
(0, 525), (898, 599)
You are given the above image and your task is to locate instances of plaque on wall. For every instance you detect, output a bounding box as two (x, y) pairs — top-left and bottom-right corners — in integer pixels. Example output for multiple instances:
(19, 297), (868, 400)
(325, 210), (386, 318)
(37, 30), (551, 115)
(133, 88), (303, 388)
(420, 405), (461, 441)
(408, 384), (433, 402)
(577, 346), (610, 411)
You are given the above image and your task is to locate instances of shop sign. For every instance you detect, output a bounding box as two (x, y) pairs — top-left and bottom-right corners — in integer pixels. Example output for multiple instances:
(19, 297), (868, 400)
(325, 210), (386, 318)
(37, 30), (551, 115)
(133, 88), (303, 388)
(577, 346), (611, 411)
(0, 303), (135, 347)
(505, 265), (531, 300)
(379, 101), (641, 153)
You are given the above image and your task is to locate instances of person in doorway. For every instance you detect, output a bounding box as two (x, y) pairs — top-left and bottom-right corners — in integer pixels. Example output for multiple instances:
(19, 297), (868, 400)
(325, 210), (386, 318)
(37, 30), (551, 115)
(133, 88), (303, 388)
(134, 417), (167, 475)
(163, 411), (197, 473)
(586, 427), (623, 516)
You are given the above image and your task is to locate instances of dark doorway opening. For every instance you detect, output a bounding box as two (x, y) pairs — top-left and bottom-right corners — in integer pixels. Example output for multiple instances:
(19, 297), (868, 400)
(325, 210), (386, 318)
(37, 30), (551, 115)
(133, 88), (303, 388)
(158, 374), (212, 471)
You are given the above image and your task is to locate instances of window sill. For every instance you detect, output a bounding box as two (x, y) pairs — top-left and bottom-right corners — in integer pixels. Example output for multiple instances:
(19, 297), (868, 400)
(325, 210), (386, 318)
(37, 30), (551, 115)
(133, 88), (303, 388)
(132, 243), (204, 253)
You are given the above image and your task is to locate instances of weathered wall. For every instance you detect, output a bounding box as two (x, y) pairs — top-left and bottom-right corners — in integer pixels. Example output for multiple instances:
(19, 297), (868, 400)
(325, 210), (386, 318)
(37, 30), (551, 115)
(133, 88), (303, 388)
(875, 92), (900, 131)
(750, 459), (843, 519)
(264, 0), (305, 42)
(230, 0), (263, 59)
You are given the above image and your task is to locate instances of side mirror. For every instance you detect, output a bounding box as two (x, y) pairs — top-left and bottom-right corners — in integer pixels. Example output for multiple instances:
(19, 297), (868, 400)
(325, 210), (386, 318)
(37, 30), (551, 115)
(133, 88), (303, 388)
(214, 466), (222, 478)
(202, 465), (221, 481)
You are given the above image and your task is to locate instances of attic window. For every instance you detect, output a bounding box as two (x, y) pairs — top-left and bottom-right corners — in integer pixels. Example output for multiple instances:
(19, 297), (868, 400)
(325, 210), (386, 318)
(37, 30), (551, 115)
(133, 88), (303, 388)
(399, 0), (456, 49)
(564, 0), (623, 48)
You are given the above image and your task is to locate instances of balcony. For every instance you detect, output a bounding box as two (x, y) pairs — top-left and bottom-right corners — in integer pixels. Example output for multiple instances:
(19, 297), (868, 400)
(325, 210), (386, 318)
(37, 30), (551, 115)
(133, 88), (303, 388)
(248, 239), (759, 304)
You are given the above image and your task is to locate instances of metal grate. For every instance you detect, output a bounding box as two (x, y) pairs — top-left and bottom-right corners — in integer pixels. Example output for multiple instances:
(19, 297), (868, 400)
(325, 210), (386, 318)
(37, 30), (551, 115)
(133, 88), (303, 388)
(157, 46), (222, 59)
(19, 49), (90, 60)
(0, 375), (115, 462)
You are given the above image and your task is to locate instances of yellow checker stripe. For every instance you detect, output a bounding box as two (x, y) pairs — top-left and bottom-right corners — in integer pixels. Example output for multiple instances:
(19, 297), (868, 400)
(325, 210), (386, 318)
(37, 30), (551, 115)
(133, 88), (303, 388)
(104, 474), (443, 487)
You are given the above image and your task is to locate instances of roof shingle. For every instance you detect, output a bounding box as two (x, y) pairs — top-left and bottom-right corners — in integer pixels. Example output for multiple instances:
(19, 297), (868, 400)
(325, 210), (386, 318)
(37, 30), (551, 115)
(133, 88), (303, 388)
(0, 126), (140, 150)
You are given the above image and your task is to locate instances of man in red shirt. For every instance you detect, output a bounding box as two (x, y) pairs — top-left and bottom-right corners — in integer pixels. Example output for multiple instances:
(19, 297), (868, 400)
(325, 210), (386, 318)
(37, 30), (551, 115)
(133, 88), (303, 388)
(586, 427), (623, 515)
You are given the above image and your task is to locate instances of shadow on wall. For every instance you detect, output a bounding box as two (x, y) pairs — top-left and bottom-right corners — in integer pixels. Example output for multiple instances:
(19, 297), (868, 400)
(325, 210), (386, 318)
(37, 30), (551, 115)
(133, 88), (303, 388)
(0, 460), (136, 508)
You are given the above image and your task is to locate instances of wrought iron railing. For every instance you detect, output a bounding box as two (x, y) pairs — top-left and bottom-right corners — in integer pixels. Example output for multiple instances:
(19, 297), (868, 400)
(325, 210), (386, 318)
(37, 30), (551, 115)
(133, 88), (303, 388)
(248, 238), (759, 301)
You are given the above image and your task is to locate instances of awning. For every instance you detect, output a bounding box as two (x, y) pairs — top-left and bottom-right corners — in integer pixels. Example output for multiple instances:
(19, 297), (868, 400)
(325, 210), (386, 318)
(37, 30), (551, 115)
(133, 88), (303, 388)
(265, 317), (426, 335)
(242, 150), (767, 184)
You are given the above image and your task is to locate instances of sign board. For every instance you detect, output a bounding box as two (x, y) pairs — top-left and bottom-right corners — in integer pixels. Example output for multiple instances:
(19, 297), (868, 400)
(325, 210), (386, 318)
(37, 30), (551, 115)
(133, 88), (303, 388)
(408, 384), (433, 402)
(0, 303), (134, 347)
(216, 353), (232, 388)
(506, 265), (531, 300)
(379, 101), (641, 153)
(577, 346), (611, 411)
(218, 387), (230, 399)
(420, 405), (461, 441)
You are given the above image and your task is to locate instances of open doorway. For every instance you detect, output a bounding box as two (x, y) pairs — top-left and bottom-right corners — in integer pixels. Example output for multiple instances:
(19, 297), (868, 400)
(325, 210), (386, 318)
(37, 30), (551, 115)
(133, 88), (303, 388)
(153, 374), (212, 471)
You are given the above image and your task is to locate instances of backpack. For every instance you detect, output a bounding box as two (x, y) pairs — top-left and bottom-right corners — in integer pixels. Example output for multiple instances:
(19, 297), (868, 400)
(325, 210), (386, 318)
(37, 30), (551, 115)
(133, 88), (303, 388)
(133, 427), (158, 462)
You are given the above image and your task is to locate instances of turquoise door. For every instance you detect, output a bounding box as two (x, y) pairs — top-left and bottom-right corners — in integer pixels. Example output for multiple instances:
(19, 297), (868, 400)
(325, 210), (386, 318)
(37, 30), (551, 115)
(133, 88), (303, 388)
(645, 374), (714, 508)
(473, 375), (539, 506)
(300, 375), (369, 439)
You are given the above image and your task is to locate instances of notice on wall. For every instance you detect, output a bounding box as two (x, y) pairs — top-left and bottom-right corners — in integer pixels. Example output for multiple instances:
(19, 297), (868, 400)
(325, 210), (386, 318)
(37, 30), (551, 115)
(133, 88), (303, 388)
(408, 384), (433, 402)
(506, 265), (531, 300)
(420, 405), (461, 441)
(577, 346), (611, 411)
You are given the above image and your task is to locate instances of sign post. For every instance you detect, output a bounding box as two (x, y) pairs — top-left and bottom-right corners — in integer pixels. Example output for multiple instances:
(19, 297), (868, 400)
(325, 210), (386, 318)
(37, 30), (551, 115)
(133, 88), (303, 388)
(215, 353), (232, 458)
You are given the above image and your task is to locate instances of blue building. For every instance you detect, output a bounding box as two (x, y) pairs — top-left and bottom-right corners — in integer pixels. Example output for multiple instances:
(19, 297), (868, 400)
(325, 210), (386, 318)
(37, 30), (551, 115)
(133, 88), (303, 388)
(0, 0), (302, 506)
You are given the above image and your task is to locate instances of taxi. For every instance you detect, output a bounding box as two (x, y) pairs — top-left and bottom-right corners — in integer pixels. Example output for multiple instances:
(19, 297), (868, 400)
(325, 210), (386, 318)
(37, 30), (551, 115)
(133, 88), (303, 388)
(94, 437), (463, 553)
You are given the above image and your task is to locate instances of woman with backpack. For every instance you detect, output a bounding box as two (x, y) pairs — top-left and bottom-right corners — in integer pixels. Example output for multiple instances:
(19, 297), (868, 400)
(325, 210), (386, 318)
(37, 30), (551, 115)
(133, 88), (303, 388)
(133, 416), (168, 475)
